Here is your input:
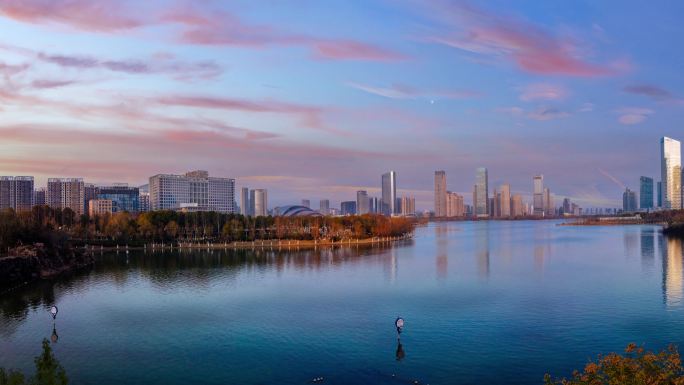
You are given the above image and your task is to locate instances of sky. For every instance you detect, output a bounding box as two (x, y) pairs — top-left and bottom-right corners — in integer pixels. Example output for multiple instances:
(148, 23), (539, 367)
(1, 0), (683, 210)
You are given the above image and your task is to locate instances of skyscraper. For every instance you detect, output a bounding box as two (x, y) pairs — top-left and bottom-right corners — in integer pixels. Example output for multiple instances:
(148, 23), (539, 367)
(623, 188), (638, 212)
(0, 176), (34, 212)
(400, 196), (415, 216)
(252, 189), (268, 216)
(661, 137), (682, 210)
(499, 184), (511, 217)
(475, 167), (488, 217)
(356, 190), (369, 215)
(139, 184), (150, 212)
(544, 187), (553, 217)
(381, 171), (397, 216)
(319, 199), (330, 215)
(241, 187), (250, 216)
(533, 175), (544, 216)
(511, 194), (524, 217)
(434, 170), (447, 217)
(47, 178), (85, 215)
(446, 191), (464, 217)
(341, 201), (356, 215)
(640, 176), (654, 210)
(657, 181), (663, 208)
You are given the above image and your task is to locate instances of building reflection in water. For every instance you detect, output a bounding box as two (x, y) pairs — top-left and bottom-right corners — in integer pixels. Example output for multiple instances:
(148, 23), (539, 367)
(623, 229), (639, 259)
(640, 228), (655, 270)
(384, 247), (398, 283)
(476, 222), (489, 278)
(663, 236), (684, 307)
(435, 224), (449, 279)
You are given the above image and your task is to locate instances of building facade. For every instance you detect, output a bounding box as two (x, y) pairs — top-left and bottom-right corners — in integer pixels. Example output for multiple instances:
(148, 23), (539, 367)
(0, 176), (34, 212)
(661, 137), (682, 210)
(356, 190), (369, 215)
(149, 171), (235, 213)
(446, 191), (464, 217)
(533, 175), (544, 216)
(511, 194), (524, 217)
(400, 196), (416, 216)
(475, 167), (488, 217)
(241, 187), (250, 216)
(139, 184), (150, 212)
(47, 178), (85, 215)
(381, 171), (397, 216)
(34, 187), (46, 206)
(341, 201), (356, 215)
(544, 187), (553, 217)
(88, 199), (113, 216)
(252, 189), (268, 216)
(623, 188), (638, 212)
(499, 184), (511, 217)
(639, 176), (654, 210)
(319, 199), (330, 215)
(98, 185), (140, 213)
(434, 170), (447, 217)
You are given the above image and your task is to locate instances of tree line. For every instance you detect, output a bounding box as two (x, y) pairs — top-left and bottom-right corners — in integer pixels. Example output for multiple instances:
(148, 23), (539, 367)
(0, 206), (414, 253)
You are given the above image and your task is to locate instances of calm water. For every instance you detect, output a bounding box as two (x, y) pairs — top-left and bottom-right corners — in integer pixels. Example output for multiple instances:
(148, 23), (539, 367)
(2, 221), (684, 385)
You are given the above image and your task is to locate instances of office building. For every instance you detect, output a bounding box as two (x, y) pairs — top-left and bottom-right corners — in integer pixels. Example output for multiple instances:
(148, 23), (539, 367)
(381, 171), (397, 216)
(0, 176), (34, 212)
(241, 188), (250, 216)
(475, 167), (489, 217)
(544, 187), (553, 217)
(661, 137), (682, 209)
(623, 188), (638, 212)
(83, 183), (99, 215)
(47, 178), (85, 215)
(252, 189), (268, 216)
(149, 171), (235, 213)
(446, 191), (464, 217)
(139, 184), (150, 212)
(319, 199), (330, 215)
(98, 184), (139, 213)
(640, 176), (654, 210)
(533, 175), (544, 216)
(492, 188), (500, 217)
(657, 181), (662, 208)
(434, 171), (447, 217)
(341, 201), (356, 215)
(400, 196), (415, 216)
(34, 187), (46, 206)
(562, 198), (572, 215)
(499, 184), (511, 217)
(369, 197), (379, 214)
(356, 190), (369, 215)
(511, 194), (524, 217)
(88, 199), (113, 216)
(301, 199), (310, 208)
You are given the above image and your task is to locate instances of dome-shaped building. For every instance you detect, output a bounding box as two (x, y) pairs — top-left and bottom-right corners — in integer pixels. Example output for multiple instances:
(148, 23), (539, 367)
(273, 205), (322, 217)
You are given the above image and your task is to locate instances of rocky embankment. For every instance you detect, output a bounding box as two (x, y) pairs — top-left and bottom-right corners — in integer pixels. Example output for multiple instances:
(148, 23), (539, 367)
(0, 244), (94, 292)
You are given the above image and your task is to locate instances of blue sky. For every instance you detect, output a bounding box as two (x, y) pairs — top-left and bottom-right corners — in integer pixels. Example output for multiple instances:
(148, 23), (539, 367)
(0, 0), (682, 209)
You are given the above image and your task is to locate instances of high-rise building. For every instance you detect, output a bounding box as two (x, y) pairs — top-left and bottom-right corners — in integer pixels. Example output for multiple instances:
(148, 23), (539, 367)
(252, 189), (268, 216)
(381, 171), (397, 216)
(562, 198), (572, 215)
(533, 175), (544, 216)
(492, 188), (500, 217)
(544, 187), (553, 217)
(241, 187), (250, 216)
(34, 187), (46, 206)
(0, 176), (34, 212)
(475, 167), (488, 217)
(623, 188), (638, 212)
(88, 199), (113, 216)
(369, 197), (379, 214)
(139, 184), (150, 212)
(499, 184), (511, 217)
(434, 170), (447, 217)
(149, 171), (235, 213)
(400, 196), (415, 216)
(511, 194), (524, 217)
(319, 199), (330, 215)
(47, 178), (85, 215)
(640, 176), (654, 210)
(446, 191), (464, 217)
(657, 181), (663, 208)
(301, 199), (310, 208)
(341, 201), (356, 215)
(356, 190), (369, 215)
(661, 137), (682, 210)
(83, 183), (99, 215)
(98, 184), (139, 213)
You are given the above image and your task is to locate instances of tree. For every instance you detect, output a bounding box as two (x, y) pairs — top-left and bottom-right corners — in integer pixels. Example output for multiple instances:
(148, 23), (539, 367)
(0, 339), (68, 385)
(544, 343), (684, 385)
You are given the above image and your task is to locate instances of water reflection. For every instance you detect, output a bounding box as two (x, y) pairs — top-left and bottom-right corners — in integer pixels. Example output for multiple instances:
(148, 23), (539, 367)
(51, 323), (59, 343)
(476, 223), (490, 278)
(435, 224), (449, 279)
(640, 228), (655, 270)
(395, 339), (405, 361)
(663, 237), (684, 307)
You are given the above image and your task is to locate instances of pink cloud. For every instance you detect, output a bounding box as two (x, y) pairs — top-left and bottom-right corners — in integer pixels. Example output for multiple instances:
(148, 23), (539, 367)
(519, 83), (568, 101)
(423, 2), (623, 77)
(616, 107), (653, 125)
(0, 0), (144, 32)
(347, 82), (479, 100)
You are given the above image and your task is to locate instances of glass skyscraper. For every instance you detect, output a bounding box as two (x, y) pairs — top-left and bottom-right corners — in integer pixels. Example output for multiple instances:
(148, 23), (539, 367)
(661, 137), (682, 210)
(639, 176), (654, 210)
(475, 167), (488, 217)
(381, 171), (397, 216)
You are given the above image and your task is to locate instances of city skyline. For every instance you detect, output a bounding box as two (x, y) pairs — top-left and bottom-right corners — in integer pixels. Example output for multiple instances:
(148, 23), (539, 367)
(0, 1), (682, 209)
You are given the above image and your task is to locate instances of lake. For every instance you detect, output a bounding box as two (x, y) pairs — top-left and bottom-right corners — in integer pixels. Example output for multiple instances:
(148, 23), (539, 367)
(2, 220), (684, 385)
